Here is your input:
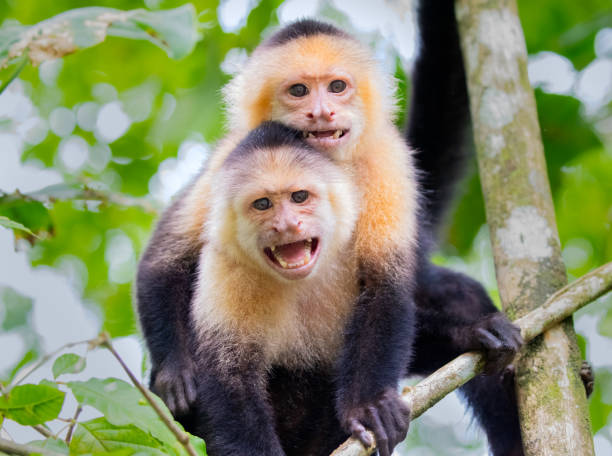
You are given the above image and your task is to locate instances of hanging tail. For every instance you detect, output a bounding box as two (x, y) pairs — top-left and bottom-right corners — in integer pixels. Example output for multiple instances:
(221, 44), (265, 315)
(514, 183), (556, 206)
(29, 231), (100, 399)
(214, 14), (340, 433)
(406, 0), (472, 236)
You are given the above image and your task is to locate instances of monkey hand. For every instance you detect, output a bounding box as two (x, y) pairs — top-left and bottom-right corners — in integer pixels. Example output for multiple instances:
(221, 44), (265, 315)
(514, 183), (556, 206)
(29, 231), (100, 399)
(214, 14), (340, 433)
(469, 313), (523, 375)
(342, 387), (411, 456)
(580, 360), (595, 397)
(152, 356), (197, 417)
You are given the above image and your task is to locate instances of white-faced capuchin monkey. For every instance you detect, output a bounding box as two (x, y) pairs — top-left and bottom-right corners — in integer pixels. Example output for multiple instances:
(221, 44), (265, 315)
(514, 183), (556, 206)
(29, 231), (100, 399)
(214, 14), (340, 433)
(137, 2), (592, 455)
(191, 121), (373, 455)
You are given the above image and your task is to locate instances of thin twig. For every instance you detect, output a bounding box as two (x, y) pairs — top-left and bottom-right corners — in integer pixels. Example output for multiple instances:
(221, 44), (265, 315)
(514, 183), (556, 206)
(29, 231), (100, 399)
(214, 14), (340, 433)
(32, 424), (53, 439)
(65, 405), (82, 444)
(100, 334), (200, 456)
(8, 339), (92, 390)
(331, 261), (612, 456)
(0, 186), (158, 214)
(0, 436), (64, 456)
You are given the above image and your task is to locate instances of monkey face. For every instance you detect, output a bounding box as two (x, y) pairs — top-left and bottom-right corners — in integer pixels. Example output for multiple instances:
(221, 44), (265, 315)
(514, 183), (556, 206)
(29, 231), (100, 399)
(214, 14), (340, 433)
(224, 35), (388, 161)
(241, 188), (327, 281)
(211, 143), (359, 283)
(270, 70), (363, 156)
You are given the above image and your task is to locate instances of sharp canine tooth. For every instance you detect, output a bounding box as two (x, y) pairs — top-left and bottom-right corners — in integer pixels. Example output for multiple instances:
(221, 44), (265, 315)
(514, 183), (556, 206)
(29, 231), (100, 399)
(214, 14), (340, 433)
(308, 132), (315, 139)
(276, 255), (288, 268)
(271, 246), (276, 252)
(302, 131), (308, 138)
(333, 129), (341, 139)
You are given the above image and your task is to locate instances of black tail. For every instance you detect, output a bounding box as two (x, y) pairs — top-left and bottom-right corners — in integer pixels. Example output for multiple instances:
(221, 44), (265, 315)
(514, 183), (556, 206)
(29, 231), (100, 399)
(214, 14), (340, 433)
(406, 0), (472, 235)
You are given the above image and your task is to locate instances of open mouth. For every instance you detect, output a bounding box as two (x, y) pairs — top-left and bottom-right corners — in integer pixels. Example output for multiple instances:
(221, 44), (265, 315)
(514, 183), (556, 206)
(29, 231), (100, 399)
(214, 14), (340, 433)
(302, 129), (348, 140)
(263, 238), (320, 279)
(302, 129), (350, 148)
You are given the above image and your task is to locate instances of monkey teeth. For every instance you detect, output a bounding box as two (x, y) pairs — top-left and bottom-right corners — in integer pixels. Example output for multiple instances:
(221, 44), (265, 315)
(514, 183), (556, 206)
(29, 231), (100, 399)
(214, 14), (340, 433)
(303, 130), (345, 140)
(265, 238), (317, 271)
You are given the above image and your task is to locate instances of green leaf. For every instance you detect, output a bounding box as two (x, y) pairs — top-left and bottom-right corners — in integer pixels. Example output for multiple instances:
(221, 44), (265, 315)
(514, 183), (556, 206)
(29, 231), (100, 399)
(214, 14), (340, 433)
(0, 384), (65, 425)
(114, 6), (200, 60)
(69, 417), (171, 455)
(0, 196), (52, 238)
(6, 349), (39, 383)
(0, 215), (36, 236)
(28, 438), (69, 455)
(518, 0), (612, 69)
(0, 286), (33, 331)
(189, 434), (207, 455)
(0, 5), (199, 69)
(67, 378), (176, 446)
(52, 353), (86, 378)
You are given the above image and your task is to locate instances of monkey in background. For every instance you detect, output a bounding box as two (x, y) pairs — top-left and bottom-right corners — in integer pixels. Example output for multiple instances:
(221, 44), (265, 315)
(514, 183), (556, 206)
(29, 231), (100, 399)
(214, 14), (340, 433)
(137, 1), (530, 455)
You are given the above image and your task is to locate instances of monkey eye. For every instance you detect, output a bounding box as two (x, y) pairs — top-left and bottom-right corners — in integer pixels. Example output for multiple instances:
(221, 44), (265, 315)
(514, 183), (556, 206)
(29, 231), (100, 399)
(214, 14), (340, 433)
(291, 190), (309, 203)
(329, 80), (347, 93)
(288, 84), (308, 97)
(253, 197), (272, 210)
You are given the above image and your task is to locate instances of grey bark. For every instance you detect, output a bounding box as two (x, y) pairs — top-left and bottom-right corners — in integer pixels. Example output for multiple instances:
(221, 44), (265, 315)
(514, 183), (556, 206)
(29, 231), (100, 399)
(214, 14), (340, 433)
(455, 0), (594, 454)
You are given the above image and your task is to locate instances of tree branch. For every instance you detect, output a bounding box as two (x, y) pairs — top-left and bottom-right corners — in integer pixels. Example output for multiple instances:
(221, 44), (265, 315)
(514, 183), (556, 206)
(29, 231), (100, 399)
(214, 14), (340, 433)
(0, 437), (64, 456)
(0, 185), (157, 214)
(99, 334), (199, 456)
(331, 261), (612, 456)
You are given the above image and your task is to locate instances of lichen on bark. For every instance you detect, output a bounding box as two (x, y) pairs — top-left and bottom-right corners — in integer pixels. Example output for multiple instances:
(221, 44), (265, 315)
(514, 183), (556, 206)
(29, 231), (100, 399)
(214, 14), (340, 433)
(456, 0), (594, 454)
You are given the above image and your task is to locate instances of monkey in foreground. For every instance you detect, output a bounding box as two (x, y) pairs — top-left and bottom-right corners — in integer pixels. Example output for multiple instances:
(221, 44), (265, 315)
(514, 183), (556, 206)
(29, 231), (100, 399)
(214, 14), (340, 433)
(188, 121), (397, 455)
(138, 2), (529, 455)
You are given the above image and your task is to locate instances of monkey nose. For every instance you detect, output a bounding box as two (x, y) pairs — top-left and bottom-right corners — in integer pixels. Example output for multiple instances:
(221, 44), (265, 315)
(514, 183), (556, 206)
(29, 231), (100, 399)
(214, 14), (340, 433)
(273, 220), (302, 233)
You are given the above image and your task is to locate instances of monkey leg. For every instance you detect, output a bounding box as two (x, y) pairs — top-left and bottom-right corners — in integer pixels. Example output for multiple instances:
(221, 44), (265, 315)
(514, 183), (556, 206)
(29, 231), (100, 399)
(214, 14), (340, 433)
(460, 372), (524, 456)
(411, 262), (524, 456)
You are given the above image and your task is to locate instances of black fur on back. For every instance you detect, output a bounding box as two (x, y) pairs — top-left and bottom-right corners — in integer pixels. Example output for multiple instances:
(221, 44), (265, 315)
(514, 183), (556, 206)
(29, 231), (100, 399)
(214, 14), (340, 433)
(263, 19), (348, 48)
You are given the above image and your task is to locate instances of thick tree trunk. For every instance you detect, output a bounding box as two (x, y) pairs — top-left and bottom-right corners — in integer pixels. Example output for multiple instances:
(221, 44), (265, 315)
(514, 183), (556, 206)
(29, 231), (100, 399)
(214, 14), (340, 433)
(455, 0), (594, 454)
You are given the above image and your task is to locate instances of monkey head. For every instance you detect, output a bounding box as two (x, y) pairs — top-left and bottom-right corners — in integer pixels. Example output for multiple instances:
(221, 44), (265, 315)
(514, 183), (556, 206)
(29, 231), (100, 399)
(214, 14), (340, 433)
(224, 21), (397, 162)
(208, 123), (360, 282)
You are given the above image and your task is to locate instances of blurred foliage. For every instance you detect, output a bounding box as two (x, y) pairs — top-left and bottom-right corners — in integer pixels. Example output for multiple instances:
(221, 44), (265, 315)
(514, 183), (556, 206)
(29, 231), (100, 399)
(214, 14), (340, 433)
(0, 338), (206, 454)
(0, 0), (611, 454)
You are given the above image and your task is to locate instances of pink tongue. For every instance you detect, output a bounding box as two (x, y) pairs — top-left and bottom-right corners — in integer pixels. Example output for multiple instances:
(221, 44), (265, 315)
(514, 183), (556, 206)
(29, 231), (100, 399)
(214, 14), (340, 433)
(314, 130), (334, 138)
(276, 241), (307, 263)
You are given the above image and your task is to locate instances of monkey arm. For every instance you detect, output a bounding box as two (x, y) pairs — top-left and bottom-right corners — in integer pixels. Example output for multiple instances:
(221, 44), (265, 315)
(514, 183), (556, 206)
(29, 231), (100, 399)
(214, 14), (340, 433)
(136, 187), (205, 417)
(411, 263), (523, 376)
(335, 270), (415, 456)
(136, 252), (199, 416)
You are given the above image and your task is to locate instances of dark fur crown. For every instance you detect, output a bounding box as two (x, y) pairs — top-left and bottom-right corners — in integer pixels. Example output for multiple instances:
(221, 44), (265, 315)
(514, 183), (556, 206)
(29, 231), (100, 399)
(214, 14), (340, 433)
(224, 122), (319, 166)
(264, 19), (347, 47)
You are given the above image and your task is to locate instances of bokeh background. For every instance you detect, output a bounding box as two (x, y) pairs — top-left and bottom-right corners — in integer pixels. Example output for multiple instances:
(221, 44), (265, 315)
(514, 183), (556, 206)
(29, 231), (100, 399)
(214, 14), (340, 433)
(1, 0), (611, 454)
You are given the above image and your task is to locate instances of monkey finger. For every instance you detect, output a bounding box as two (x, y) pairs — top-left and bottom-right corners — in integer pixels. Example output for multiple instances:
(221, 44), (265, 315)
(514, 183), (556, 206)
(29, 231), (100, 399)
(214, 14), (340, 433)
(173, 381), (189, 416)
(165, 390), (177, 416)
(183, 372), (198, 405)
(389, 398), (411, 439)
(365, 406), (390, 456)
(378, 399), (406, 450)
(349, 419), (373, 448)
(511, 328), (524, 349)
(476, 328), (503, 351)
(496, 325), (523, 351)
(580, 361), (595, 397)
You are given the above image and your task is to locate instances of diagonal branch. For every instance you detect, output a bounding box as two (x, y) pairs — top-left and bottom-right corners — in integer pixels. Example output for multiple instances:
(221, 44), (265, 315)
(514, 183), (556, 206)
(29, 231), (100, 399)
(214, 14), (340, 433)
(99, 334), (200, 456)
(331, 261), (612, 456)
